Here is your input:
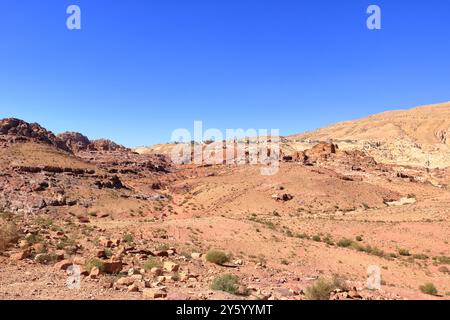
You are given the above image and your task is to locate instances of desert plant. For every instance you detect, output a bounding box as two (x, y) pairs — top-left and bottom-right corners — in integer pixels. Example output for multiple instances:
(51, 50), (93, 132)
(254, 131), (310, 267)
(206, 250), (230, 265)
(419, 283), (438, 296)
(312, 235), (321, 242)
(305, 276), (348, 300)
(156, 243), (170, 251)
(86, 258), (105, 272)
(34, 217), (53, 227)
(295, 233), (309, 240)
(180, 252), (192, 260)
(123, 233), (134, 244)
(104, 248), (113, 259)
(355, 235), (363, 242)
(211, 274), (240, 294)
(434, 256), (450, 265)
(35, 253), (59, 264)
(144, 258), (162, 270)
(413, 254), (428, 260)
(0, 220), (19, 253)
(56, 237), (76, 250)
(337, 238), (354, 248)
(398, 249), (411, 256)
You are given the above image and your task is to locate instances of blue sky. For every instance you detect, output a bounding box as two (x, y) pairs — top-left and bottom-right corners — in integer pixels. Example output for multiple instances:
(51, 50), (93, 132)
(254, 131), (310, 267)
(1, 0), (449, 146)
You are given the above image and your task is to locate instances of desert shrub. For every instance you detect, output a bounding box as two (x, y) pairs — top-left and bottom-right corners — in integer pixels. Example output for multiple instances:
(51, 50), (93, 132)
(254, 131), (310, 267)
(86, 258), (105, 272)
(398, 249), (411, 256)
(281, 259), (289, 265)
(144, 258), (162, 270)
(434, 256), (450, 265)
(285, 230), (294, 237)
(312, 235), (321, 242)
(413, 254), (428, 260)
(156, 243), (170, 251)
(34, 217), (53, 227)
(350, 242), (365, 251)
(35, 253), (59, 264)
(364, 245), (385, 257)
(305, 276), (348, 300)
(180, 252), (192, 260)
(104, 248), (113, 259)
(337, 239), (354, 248)
(355, 235), (363, 242)
(211, 274), (240, 294)
(206, 250), (230, 265)
(123, 233), (134, 244)
(419, 283), (438, 296)
(249, 217), (276, 230)
(56, 237), (76, 250)
(25, 233), (43, 245)
(295, 233), (309, 240)
(0, 220), (19, 253)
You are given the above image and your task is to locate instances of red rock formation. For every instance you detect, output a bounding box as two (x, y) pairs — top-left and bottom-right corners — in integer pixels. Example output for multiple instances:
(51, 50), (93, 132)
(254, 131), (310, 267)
(0, 118), (70, 152)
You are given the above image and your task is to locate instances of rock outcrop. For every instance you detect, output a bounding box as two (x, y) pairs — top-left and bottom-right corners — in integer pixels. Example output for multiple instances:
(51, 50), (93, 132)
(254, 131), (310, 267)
(0, 118), (70, 152)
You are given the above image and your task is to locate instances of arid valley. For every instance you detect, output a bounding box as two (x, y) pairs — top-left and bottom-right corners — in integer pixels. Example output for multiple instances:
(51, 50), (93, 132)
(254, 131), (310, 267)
(1, 102), (450, 300)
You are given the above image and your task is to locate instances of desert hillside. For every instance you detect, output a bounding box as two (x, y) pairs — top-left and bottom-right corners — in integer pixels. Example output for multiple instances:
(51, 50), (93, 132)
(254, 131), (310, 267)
(1, 117), (450, 300)
(287, 102), (450, 168)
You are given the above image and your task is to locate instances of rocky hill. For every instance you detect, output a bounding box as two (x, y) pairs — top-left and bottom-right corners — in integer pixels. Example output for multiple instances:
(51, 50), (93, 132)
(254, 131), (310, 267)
(0, 118), (71, 152)
(288, 102), (450, 168)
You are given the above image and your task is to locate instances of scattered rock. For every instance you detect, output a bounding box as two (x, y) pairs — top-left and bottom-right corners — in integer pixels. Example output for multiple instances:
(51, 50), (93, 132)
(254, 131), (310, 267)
(11, 249), (31, 261)
(163, 261), (180, 273)
(103, 260), (123, 274)
(55, 260), (72, 271)
(143, 288), (167, 299)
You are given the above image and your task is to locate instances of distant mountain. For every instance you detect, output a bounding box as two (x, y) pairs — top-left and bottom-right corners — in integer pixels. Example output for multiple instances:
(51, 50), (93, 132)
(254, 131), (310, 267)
(290, 102), (450, 145)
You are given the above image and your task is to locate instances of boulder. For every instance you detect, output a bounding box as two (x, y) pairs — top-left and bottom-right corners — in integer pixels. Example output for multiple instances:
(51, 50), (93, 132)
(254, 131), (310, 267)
(163, 261), (180, 273)
(143, 288), (167, 299)
(103, 260), (123, 274)
(54, 260), (72, 271)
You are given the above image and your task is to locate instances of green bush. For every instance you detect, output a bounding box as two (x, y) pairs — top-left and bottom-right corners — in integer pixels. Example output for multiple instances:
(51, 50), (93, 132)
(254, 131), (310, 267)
(398, 249), (411, 256)
(86, 258), (105, 272)
(180, 252), (192, 260)
(34, 217), (53, 227)
(211, 274), (239, 294)
(419, 283), (438, 296)
(156, 243), (170, 251)
(312, 235), (321, 242)
(206, 250), (230, 265)
(123, 233), (134, 244)
(144, 258), (162, 270)
(305, 276), (348, 300)
(337, 239), (354, 248)
(35, 253), (59, 265)
(295, 233), (309, 240)
(435, 256), (450, 265)
(355, 235), (363, 242)
(104, 248), (113, 259)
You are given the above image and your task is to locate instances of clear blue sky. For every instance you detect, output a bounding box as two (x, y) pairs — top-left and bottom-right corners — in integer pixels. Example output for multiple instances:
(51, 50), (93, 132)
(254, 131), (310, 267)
(1, 0), (449, 146)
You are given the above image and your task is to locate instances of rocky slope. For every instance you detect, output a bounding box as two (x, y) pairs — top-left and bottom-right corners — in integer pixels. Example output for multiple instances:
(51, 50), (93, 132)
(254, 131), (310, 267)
(1, 117), (450, 301)
(288, 102), (450, 168)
